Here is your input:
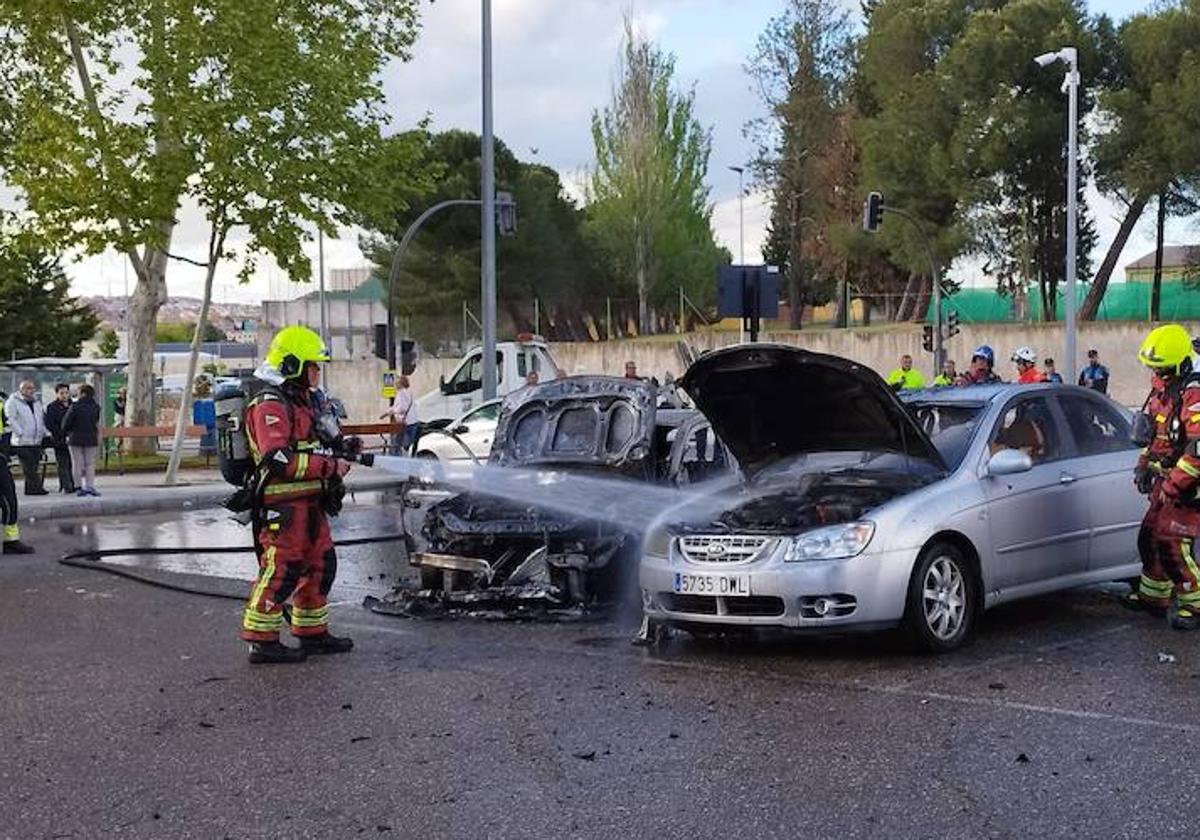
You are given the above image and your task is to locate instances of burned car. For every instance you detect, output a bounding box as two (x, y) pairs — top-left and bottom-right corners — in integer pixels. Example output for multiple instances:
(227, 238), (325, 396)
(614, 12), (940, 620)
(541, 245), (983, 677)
(373, 376), (730, 619)
(639, 344), (1144, 651)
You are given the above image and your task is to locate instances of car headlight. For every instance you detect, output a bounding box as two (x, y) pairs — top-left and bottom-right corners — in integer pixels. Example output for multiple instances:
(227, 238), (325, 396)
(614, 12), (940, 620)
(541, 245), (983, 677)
(643, 524), (673, 558)
(782, 522), (875, 562)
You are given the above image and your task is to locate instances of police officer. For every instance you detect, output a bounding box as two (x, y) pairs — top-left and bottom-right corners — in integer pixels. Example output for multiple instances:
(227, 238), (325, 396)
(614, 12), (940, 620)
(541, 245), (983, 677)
(240, 326), (354, 663)
(1131, 324), (1200, 630)
(0, 400), (34, 555)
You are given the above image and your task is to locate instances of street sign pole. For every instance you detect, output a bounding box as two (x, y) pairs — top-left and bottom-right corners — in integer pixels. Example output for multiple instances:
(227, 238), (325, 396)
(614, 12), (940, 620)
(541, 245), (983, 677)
(480, 0), (498, 401)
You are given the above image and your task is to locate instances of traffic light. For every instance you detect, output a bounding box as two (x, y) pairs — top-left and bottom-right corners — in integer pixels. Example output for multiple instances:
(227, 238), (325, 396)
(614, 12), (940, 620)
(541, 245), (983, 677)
(922, 324), (934, 352)
(372, 323), (389, 361)
(862, 192), (884, 232)
(946, 309), (960, 338)
(496, 191), (517, 237)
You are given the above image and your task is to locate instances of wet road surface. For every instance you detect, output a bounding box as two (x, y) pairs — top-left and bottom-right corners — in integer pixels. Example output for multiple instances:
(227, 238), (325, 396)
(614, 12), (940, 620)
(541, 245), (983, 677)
(3, 499), (1200, 839)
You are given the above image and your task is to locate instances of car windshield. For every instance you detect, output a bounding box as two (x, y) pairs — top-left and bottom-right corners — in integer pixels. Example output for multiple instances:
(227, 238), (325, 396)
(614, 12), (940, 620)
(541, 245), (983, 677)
(906, 401), (986, 470)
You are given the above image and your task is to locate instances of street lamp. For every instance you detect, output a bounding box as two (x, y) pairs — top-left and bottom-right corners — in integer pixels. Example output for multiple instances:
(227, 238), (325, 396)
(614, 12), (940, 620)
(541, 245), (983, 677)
(729, 165), (745, 342)
(1035, 46), (1080, 379)
(481, 0), (498, 400)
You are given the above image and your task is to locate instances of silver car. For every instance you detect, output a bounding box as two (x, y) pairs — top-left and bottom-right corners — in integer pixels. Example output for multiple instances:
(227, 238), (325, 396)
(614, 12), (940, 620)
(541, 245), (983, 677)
(639, 344), (1144, 652)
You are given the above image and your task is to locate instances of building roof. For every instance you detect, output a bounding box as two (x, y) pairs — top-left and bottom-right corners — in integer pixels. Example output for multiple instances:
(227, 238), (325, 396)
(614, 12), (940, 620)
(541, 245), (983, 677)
(154, 342), (257, 358)
(298, 274), (385, 302)
(1125, 245), (1200, 271)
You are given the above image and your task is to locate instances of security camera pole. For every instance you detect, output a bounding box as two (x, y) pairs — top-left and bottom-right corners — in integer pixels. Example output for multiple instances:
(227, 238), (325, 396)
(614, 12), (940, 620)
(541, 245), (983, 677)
(1034, 47), (1080, 380)
(863, 192), (945, 370)
(481, 0), (498, 400)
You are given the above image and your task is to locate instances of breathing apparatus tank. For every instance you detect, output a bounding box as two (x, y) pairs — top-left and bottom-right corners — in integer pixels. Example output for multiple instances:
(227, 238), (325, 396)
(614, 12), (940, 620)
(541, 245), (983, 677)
(215, 382), (251, 486)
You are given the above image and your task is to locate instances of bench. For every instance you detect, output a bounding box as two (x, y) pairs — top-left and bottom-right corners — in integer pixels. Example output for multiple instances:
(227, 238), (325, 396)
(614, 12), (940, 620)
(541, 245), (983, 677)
(340, 422), (406, 454)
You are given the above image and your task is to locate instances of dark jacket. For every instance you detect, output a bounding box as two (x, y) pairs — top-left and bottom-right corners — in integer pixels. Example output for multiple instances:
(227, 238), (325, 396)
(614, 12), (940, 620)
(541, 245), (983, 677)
(62, 397), (101, 448)
(45, 399), (71, 442)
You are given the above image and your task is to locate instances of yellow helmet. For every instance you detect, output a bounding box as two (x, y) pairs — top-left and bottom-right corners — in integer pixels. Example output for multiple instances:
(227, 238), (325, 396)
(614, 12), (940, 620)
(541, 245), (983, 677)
(266, 326), (329, 379)
(1137, 323), (1192, 373)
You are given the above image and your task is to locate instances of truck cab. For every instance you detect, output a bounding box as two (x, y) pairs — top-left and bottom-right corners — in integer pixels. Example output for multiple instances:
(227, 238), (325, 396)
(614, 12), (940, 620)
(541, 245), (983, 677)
(416, 335), (560, 422)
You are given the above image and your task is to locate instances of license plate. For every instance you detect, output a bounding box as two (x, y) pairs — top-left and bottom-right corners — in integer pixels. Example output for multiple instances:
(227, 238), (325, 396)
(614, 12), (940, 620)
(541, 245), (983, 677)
(672, 572), (751, 597)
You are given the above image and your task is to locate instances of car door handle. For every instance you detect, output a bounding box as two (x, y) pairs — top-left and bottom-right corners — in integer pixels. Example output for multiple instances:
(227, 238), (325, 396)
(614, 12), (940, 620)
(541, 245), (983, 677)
(1059, 473), (1077, 484)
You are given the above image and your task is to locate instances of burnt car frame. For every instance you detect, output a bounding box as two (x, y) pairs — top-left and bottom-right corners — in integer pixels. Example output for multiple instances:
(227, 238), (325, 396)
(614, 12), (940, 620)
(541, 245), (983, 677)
(403, 376), (730, 616)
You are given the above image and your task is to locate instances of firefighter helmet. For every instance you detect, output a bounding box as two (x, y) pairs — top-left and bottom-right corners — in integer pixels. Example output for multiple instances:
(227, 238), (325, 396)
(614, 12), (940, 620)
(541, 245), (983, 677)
(1011, 346), (1038, 364)
(266, 326), (330, 379)
(1137, 324), (1192, 373)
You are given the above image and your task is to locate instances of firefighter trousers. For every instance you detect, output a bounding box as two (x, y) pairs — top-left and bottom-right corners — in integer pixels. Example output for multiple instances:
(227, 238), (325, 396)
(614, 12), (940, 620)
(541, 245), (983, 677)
(241, 496), (337, 642)
(1135, 498), (1173, 608)
(1153, 501), (1200, 615)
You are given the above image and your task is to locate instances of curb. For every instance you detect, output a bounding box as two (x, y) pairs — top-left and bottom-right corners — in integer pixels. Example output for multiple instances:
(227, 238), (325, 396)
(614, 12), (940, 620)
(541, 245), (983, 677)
(20, 475), (406, 523)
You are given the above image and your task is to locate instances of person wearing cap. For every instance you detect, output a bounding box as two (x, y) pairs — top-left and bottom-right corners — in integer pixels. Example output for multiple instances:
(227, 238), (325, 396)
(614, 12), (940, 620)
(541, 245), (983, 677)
(1043, 358), (1063, 383)
(1078, 349), (1110, 394)
(955, 345), (1002, 386)
(885, 354), (926, 391)
(1011, 347), (1047, 384)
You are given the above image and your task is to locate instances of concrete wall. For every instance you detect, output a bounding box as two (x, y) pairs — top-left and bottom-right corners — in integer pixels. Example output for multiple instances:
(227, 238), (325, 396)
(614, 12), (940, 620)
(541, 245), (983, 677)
(548, 321), (1200, 407)
(325, 320), (1197, 420)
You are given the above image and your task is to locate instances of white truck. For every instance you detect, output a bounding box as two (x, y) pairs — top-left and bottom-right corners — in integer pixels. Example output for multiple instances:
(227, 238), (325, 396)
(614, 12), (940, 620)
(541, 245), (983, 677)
(415, 335), (561, 422)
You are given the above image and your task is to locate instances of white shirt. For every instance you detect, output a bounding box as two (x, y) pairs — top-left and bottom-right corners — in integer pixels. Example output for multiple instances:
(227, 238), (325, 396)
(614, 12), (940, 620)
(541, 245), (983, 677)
(389, 389), (416, 424)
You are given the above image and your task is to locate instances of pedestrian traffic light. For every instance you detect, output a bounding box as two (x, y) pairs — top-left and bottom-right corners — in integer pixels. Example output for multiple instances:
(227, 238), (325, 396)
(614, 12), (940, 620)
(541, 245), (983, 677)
(863, 192), (884, 232)
(946, 309), (959, 338)
(922, 324), (934, 352)
(496, 191), (517, 237)
(372, 323), (389, 361)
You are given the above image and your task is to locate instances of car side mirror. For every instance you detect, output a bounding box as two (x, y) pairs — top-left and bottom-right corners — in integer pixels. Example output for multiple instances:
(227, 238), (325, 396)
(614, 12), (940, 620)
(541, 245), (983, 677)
(439, 375), (450, 396)
(1130, 413), (1153, 447)
(986, 448), (1033, 477)
(451, 424), (469, 435)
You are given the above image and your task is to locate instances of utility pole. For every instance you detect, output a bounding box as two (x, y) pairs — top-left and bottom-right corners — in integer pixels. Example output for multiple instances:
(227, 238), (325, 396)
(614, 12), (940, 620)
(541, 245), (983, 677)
(730, 165), (745, 343)
(317, 228), (328, 362)
(480, 0), (498, 401)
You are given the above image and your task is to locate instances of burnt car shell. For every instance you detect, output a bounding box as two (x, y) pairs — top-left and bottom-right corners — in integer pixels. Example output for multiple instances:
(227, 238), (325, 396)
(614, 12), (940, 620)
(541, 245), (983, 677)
(677, 344), (946, 532)
(407, 376), (705, 615)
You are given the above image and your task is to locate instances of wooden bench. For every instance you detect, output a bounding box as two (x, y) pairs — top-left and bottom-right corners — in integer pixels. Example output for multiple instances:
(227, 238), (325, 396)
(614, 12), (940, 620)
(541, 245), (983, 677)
(340, 422), (406, 454)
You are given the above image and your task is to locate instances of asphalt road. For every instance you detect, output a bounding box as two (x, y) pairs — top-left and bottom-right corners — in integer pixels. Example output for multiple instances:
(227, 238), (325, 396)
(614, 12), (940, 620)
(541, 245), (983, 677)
(3, 502), (1199, 839)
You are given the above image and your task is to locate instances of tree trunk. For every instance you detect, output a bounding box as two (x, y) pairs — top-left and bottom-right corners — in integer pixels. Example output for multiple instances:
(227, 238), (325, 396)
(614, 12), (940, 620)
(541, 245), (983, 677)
(913, 274), (932, 323)
(1151, 192), (1166, 321)
(895, 272), (917, 322)
(124, 243), (171, 453)
(1080, 194), (1148, 321)
(635, 233), (648, 336)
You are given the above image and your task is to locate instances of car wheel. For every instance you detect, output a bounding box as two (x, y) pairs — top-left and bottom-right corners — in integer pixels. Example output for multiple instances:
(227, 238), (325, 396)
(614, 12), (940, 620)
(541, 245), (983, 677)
(902, 541), (978, 653)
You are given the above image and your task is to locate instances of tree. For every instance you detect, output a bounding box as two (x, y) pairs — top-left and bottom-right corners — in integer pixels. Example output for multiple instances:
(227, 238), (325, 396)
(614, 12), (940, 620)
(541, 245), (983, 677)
(1082, 1), (1200, 320)
(360, 130), (608, 348)
(0, 245), (99, 359)
(0, 1), (421, 462)
(587, 19), (723, 334)
(96, 327), (120, 359)
(941, 0), (1099, 321)
(746, 0), (856, 327)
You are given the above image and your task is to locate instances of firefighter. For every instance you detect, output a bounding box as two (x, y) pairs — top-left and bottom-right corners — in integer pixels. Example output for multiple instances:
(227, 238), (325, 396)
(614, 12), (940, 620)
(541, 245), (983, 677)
(1011, 347), (1047, 384)
(0, 402), (35, 555)
(240, 326), (355, 663)
(1131, 324), (1200, 629)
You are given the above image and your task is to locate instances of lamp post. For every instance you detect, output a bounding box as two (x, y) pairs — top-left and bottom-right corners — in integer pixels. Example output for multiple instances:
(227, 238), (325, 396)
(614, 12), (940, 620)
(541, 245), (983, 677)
(480, 0), (498, 400)
(730, 165), (745, 342)
(1035, 46), (1080, 378)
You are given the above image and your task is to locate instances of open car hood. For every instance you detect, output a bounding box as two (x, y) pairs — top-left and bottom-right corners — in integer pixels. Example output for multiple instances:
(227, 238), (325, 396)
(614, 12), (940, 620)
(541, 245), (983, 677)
(680, 344), (946, 479)
(489, 376), (657, 475)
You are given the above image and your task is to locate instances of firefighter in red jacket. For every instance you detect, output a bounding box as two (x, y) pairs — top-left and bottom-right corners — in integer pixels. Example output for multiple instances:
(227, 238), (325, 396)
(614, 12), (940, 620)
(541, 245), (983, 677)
(1131, 324), (1200, 630)
(241, 326), (354, 663)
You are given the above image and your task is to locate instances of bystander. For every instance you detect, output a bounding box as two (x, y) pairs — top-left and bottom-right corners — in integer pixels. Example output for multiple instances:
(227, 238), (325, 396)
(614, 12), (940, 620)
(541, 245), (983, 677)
(4, 381), (48, 496)
(1078, 349), (1110, 394)
(62, 383), (102, 497)
(43, 383), (76, 494)
(1043, 358), (1063, 383)
(381, 375), (420, 454)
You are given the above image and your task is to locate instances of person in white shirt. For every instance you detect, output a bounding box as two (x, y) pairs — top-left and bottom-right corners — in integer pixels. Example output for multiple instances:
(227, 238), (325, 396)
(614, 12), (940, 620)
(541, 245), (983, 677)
(4, 380), (48, 496)
(380, 375), (419, 454)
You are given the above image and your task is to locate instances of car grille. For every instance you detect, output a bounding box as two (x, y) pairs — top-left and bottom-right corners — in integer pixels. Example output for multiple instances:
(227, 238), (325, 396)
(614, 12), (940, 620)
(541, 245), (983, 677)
(658, 593), (785, 617)
(678, 534), (773, 564)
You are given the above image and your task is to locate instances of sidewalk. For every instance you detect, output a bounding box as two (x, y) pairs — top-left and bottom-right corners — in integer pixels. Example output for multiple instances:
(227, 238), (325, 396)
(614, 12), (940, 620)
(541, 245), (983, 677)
(16, 469), (403, 523)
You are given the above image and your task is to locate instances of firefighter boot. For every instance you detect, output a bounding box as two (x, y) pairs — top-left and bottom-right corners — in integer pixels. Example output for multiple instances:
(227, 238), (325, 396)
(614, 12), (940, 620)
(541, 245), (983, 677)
(299, 632), (354, 655)
(2, 540), (35, 555)
(248, 641), (308, 664)
(1170, 607), (1199, 631)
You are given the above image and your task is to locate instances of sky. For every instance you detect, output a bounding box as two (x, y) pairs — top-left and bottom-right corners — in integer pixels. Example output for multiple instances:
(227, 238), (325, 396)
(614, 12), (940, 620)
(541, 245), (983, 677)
(63, 0), (1186, 305)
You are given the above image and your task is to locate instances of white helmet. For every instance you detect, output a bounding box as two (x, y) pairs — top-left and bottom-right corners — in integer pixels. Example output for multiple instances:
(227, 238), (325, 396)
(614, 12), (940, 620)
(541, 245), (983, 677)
(1011, 346), (1037, 364)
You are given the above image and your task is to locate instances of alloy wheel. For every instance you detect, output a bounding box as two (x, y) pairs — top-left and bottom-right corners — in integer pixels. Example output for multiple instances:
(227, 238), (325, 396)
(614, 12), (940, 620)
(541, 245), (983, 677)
(922, 555), (966, 641)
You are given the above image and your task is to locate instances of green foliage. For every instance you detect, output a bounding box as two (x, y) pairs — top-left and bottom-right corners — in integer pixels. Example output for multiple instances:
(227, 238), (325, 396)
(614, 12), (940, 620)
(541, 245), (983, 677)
(0, 245), (99, 359)
(362, 129), (613, 347)
(96, 327), (120, 359)
(156, 322), (226, 343)
(587, 20), (726, 331)
(0, 0), (425, 279)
